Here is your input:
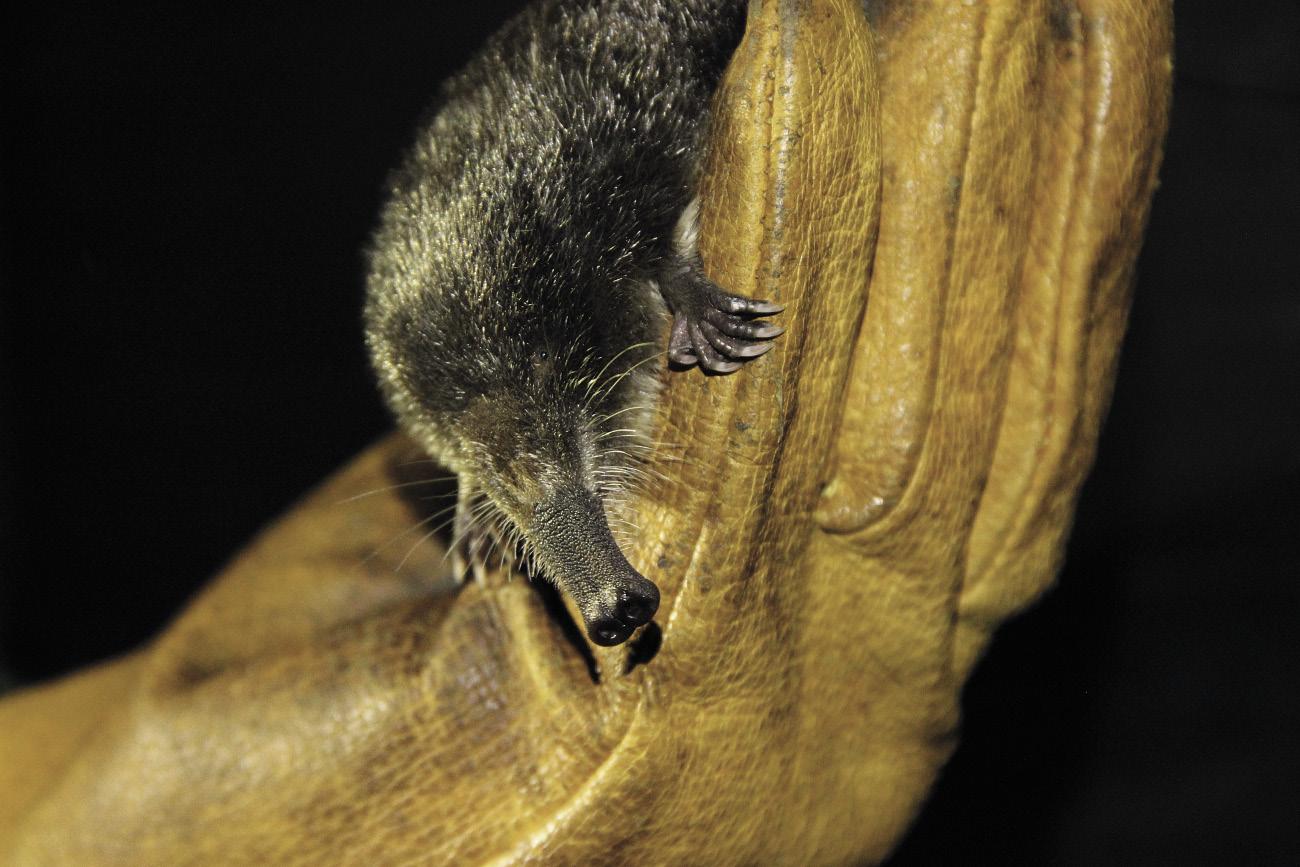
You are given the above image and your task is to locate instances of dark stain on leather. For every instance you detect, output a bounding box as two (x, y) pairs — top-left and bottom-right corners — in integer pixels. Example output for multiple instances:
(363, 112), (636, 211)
(1049, 0), (1082, 44)
(862, 0), (913, 36)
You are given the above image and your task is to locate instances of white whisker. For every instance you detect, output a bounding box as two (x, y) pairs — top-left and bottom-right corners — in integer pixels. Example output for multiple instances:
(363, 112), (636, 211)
(335, 476), (458, 505)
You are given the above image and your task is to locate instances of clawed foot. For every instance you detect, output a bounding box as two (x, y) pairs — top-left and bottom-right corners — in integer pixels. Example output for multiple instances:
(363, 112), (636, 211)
(451, 481), (504, 585)
(660, 255), (784, 375)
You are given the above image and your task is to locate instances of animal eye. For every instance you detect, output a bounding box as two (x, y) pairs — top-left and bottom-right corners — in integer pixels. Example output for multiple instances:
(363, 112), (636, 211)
(531, 348), (553, 375)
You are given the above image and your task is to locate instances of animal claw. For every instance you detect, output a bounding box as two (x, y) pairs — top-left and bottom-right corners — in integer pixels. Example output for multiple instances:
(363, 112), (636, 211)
(660, 255), (785, 376)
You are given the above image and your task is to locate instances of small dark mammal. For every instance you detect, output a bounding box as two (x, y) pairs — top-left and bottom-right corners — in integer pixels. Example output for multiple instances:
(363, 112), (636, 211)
(365, 0), (783, 646)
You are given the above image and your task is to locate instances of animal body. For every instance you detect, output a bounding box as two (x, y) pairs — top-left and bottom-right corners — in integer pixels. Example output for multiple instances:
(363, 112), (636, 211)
(365, 0), (783, 646)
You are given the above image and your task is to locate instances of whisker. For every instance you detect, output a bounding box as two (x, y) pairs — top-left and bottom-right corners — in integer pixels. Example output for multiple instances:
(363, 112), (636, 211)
(396, 459), (455, 470)
(583, 340), (658, 402)
(587, 350), (669, 411)
(590, 403), (655, 426)
(593, 427), (644, 441)
(362, 499), (460, 565)
(394, 518), (458, 573)
(335, 476), (458, 505)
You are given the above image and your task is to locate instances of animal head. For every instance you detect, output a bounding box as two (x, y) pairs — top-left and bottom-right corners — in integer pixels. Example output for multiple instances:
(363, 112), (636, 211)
(364, 270), (664, 645)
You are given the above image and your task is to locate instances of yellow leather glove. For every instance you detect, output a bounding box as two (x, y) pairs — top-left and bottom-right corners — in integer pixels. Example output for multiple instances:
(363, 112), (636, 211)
(0, 0), (1172, 863)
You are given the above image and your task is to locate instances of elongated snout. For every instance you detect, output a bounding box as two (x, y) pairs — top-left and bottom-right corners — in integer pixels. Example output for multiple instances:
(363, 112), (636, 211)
(529, 486), (659, 646)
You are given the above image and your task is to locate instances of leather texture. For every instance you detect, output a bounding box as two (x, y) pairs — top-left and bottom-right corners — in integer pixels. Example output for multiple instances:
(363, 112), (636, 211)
(0, 0), (1172, 863)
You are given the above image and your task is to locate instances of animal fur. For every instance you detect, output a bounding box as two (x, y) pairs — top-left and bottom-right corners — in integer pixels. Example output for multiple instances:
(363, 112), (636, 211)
(365, 0), (780, 646)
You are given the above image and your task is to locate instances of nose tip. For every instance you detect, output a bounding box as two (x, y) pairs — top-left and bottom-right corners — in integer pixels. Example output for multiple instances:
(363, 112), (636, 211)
(584, 581), (660, 647)
(618, 583), (659, 626)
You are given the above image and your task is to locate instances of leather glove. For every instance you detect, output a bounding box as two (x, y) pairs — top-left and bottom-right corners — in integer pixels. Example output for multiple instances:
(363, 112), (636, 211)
(0, 0), (1172, 863)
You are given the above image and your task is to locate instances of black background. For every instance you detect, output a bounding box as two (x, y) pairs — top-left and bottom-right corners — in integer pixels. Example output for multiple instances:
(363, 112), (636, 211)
(2, 2), (1297, 863)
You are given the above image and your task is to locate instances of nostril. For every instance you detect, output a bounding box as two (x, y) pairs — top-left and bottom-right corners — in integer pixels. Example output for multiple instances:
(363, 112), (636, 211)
(589, 619), (632, 647)
(619, 599), (653, 626)
(617, 583), (660, 626)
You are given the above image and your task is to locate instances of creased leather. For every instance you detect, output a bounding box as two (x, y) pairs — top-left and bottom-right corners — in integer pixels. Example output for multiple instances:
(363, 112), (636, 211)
(0, 1), (1172, 864)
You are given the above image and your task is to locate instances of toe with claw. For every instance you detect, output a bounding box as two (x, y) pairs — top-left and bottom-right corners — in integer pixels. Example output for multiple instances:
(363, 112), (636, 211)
(660, 254), (784, 375)
(451, 480), (504, 586)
